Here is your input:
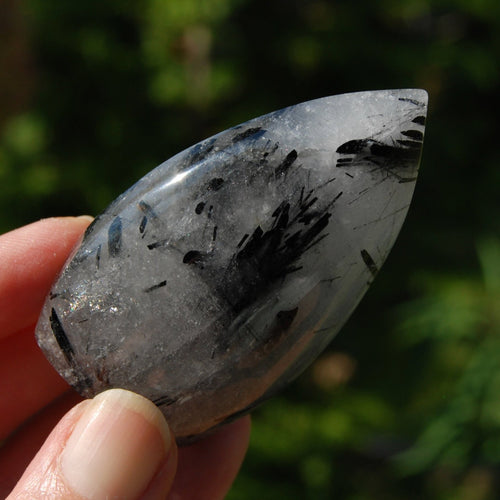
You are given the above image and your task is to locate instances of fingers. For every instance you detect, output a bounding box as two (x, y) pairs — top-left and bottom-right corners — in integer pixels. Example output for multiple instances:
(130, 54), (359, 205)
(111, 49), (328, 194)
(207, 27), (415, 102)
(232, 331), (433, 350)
(0, 390), (82, 495)
(169, 416), (251, 500)
(0, 217), (92, 440)
(7, 389), (177, 500)
(0, 327), (71, 440)
(2, 396), (252, 500)
(0, 216), (93, 341)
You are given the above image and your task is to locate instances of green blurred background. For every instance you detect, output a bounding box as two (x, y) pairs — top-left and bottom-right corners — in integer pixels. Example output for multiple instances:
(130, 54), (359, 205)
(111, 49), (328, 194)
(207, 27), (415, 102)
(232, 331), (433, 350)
(1, 0), (499, 498)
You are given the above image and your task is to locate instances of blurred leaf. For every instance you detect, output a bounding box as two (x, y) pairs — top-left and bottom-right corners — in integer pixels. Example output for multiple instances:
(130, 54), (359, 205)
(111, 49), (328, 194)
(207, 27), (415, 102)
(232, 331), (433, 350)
(477, 238), (500, 294)
(1, 114), (46, 156)
(21, 163), (59, 196)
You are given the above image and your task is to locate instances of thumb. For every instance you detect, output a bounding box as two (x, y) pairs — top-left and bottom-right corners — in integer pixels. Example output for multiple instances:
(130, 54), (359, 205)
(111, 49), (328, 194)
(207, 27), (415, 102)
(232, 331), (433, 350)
(8, 389), (177, 500)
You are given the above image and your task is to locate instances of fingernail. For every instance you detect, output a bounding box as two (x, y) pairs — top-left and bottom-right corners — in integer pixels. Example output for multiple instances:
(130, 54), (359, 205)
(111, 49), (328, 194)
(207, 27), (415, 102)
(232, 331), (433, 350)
(76, 215), (95, 223)
(61, 389), (172, 500)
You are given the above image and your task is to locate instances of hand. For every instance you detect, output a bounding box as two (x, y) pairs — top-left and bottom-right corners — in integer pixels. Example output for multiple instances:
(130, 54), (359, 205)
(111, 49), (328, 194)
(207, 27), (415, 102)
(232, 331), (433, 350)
(0, 217), (251, 499)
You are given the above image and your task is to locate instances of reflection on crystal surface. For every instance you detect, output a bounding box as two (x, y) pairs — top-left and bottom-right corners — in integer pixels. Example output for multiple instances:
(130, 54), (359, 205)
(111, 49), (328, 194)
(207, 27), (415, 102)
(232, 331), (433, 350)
(36, 89), (427, 441)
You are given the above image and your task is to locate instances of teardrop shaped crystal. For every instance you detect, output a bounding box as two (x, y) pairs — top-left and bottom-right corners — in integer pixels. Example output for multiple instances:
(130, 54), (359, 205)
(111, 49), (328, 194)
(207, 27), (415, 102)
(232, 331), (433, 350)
(36, 89), (427, 441)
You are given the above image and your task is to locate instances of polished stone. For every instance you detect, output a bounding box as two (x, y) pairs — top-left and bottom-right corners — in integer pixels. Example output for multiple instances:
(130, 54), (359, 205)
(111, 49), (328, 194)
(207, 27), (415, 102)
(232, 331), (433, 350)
(36, 89), (427, 441)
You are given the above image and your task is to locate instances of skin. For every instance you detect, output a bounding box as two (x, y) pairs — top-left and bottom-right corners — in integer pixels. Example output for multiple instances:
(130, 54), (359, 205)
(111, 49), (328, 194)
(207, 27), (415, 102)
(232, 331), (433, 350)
(0, 217), (251, 499)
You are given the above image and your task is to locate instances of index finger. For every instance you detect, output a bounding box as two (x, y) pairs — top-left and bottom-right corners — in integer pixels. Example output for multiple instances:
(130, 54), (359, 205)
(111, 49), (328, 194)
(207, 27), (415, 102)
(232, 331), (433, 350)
(0, 217), (93, 341)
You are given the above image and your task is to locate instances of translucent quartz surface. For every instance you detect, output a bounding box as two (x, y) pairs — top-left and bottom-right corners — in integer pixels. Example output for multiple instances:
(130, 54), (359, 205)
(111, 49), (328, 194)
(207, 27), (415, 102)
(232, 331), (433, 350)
(36, 89), (427, 441)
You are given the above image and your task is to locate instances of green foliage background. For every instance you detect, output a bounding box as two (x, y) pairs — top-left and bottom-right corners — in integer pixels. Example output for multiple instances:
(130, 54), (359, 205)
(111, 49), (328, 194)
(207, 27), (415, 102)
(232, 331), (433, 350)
(1, 0), (499, 498)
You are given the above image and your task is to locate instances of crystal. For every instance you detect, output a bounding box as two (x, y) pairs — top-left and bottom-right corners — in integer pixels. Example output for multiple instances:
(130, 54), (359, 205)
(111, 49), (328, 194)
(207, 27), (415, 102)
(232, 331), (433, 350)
(35, 89), (427, 441)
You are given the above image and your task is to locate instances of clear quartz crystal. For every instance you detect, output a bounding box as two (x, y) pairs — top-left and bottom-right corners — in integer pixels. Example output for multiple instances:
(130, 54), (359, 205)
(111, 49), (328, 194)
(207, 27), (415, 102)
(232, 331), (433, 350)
(36, 89), (427, 441)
